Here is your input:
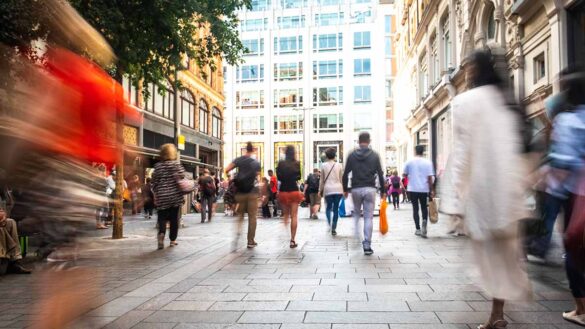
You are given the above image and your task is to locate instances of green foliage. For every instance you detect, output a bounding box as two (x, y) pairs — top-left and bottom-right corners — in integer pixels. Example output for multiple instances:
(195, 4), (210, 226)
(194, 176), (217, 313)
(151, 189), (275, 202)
(69, 0), (250, 91)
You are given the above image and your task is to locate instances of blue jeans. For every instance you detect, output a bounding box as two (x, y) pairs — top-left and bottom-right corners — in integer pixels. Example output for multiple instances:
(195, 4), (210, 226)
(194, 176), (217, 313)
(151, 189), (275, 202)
(529, 193), (567, 257)
(325, 194), (343, 231)
(351, 187), (377, 249)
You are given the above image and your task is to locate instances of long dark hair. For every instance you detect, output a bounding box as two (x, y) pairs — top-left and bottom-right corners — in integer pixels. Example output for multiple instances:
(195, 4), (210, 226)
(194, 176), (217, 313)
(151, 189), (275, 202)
(284, 145), (297, 162)
(469, 50), (502, 89)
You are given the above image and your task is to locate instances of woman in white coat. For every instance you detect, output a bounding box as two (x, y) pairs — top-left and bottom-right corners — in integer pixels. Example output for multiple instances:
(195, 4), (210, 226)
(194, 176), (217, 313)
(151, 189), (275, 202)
(440, 50), (532, 329)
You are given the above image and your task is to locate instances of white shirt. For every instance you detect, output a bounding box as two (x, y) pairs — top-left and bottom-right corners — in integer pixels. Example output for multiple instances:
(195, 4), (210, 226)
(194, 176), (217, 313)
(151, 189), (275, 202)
(403, 157), (435, 193)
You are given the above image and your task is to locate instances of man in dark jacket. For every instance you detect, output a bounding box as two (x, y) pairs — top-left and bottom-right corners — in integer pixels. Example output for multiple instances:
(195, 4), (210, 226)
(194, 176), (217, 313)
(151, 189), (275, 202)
(342, 132), (386, 255)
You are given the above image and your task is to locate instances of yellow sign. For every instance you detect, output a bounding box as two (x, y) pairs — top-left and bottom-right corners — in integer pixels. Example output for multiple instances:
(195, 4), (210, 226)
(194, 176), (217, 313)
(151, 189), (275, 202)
(178, 135), (185, 150)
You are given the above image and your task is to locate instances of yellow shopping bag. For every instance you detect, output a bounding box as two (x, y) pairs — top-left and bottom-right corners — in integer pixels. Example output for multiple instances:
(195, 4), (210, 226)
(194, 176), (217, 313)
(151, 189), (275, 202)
(379, 199), (388, 235)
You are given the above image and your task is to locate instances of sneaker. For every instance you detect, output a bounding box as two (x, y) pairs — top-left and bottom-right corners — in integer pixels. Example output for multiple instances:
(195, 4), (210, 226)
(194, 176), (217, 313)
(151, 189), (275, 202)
(331, 230), (337, 236)
(526, 254), (547, 265)
(364, 247), (374, 255)
(415, 229), (421, 236)
(311, 214), (319, 220)
(247, 241), (258, 248)
(157, 233), (164, 250)
(421, 223), (428, 238)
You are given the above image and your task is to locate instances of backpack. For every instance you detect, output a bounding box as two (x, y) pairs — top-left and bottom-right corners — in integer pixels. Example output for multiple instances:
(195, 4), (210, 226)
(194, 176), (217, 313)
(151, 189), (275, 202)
(307, 174), (320, 192)
(391, 176), (400, 189)
(201, 177), (216, 196)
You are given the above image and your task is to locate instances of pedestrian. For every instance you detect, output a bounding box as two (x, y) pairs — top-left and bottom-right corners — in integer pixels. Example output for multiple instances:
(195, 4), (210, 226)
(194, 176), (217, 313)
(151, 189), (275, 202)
(0, 204), (32, 275)
(198, 169), (216, 223)
(403, 145), (435, 238)
(305, 168), (321, 219)
(223, 175), (237, 217)
(401, 173), (410, 203)
(318, 147), (344, 236)
(152, 143), (187, 249)
(276, 145), (304, 248)
(268, 170), (279, 217)
(211, 172), (220, 216)
(536, 68), (585, 325)
(388, 170), (402, 210)
(342, 132), (386, 255)
(440, 50), (532, 329)
(129, 174), (142, 215)
(94, 163), (109, 229)
(261, 172), (272, 218)
(142, 177), (154, 219)
(225, 142), (262, 249)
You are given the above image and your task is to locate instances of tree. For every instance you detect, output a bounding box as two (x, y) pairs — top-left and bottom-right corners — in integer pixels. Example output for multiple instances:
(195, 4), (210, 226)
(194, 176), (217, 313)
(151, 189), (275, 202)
(67, 0), (250, 238)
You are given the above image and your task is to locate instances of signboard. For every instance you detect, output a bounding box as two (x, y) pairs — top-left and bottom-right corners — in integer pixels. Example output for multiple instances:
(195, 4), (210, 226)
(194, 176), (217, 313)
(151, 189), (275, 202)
(178, 135), (185, 151)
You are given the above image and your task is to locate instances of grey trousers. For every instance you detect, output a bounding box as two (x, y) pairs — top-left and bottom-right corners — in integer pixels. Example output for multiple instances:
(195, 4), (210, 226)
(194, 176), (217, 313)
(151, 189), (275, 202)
(351, 187), (377, 249)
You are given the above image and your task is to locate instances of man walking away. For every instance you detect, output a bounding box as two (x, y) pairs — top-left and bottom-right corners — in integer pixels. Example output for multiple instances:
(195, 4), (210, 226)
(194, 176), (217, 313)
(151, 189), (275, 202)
(342, 132), (386, 255)
(225, 142), (262, 249)
(198, 169), (216, 223)
(306, 168), (321, 219)
(403, 145), (435, 238)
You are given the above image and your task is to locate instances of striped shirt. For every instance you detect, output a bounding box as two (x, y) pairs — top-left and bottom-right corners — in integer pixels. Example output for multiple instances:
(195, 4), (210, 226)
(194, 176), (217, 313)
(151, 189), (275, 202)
(152, 161), (186, 210)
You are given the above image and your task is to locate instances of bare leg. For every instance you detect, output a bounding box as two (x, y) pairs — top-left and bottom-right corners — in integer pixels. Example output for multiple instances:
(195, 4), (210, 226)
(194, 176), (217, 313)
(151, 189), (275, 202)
(290, 203), (299, 242)
(281, 204), (290, 226)
(484, 298), (505, 327)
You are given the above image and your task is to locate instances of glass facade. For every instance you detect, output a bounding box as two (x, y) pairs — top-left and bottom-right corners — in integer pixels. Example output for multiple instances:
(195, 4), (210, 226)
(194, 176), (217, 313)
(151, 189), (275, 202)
(354, 85), (371, 103)
(313, 33), (343, 52)
(354, 31), (371, 49)
(240, 18), (268, 32)
(313, 86), (343, 106)
(315, 12), (344, 26)
(274, 115), (304, 134)
(312, 59), (343, 79)
(242, 38), (265, 56)
(277, 15), (306, 29)
(274, 88), (304, 107)
(274, 36), (303, 54)
(236, 116), (265, 135)
(353, 58), (371, 76)
(313, 113), (344, 133)
(237, 90), (265, 109)
(236, 64), (265, 83)
(274, 62), (303, 81)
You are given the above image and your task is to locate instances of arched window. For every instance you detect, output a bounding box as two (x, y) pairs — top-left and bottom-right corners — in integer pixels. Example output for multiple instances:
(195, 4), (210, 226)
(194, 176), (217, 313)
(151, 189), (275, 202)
(199, 99), (209, 134)
(180, 90), (195, 128)
(486, 7), (496, 41)
(212, 107), (222, 138)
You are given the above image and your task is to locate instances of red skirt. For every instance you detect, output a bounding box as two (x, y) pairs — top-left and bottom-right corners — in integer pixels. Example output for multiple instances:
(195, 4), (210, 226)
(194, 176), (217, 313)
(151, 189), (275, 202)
(278, 191), (304, 207)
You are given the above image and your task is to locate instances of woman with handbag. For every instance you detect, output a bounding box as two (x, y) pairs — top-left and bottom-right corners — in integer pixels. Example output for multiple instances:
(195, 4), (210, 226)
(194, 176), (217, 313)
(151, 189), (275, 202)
(152, 143), (189, 250)
(318, 148), (344, 236)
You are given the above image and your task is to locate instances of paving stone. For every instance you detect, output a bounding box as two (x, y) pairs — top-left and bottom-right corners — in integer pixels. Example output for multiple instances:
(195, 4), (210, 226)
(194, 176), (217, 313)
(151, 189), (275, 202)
(224, 284), (292, 293)
(366, 293), (421, 302)
(304, 311), (440, 324)
(348, 301), (410, 311)
(417, 292), (487, 301)
(506, 311), (567, 324)
(173, 324), (280, 329)
(88, 297), (151, 317)
(176, 293), (246, 302)
(468, 301), (548, 311)
(237, 311), (305, 323)
(210, 301), (289, 311)
(388, 325), (470, 329)
(243, 293), (313, 301)
(280, 325), (332, 329)
(407, 301), (473, 311)
(136, 293), (181, 311)
(144, 311), (242, 323)
(313, 292), (367, 301)
(131, 323), (178, 329)
(350, 285), (432, 293)
(435, 311), (495, 324)
(162, 301), (215, 311)
(103, 310), (154, 329)
(126, 283), (176, 298)
(332, 325), (389, 329)
(291, 285), (348, 293)
(250, 279), (321, 286)
(287, 301), (346, 311)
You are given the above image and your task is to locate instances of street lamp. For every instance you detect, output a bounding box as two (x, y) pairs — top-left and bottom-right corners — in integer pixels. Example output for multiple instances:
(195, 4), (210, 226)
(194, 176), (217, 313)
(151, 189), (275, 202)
(293, 107), (315, 176)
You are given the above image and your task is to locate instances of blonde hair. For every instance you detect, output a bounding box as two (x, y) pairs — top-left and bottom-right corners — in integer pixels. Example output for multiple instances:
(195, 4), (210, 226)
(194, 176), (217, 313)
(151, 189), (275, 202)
(160, 143), (178, 161)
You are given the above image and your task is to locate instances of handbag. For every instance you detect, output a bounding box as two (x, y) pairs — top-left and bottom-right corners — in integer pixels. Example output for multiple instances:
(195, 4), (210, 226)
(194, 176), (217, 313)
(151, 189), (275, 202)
(319, 163), (336, 196)
(379, 199), (388, 234)
(428, 197), (439, 223)
(177, 178), (195, 193)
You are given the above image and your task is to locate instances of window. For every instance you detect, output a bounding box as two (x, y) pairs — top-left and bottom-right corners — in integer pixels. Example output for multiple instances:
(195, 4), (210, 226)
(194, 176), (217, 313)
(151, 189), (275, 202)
(122, 76), (139, 106)
(145, 82), (174, 120)
(242, 38), (265, 56)
(274, 88), (303, 107)
(277, 15), (306, 29)
(313, 33), (343, 52)
(419, 52), (429, 99)
(236, 90), (265, 109)
(274, 115), (304, 134)
(354, 85), (371, 103)
(274, 36), (303, 54)
(385, 79), (392, 99)
(351, 8), (372, 24)
(533, 52), (546, 83)
(384, 37), (391, 57)
(250, 0), (271, 11)
(240, 18), (268, 32)
(236, 116), (265, 135)
(353, 0), (370, 3)
(487, 7), (496, 40)
(199, 99), (209, 134)
(354, 58), (371, 76)
(313, 87), (343, 106)
(441, 15), (451, 70)
(384, 15), (391, 34)
(212, 107), (221, 138)
(315, 12), (344, 26)
(354, 31), (371, 49)
(313, 113), (344, 133)
(236, 64), (264, 83)
(180, 90), (195, 128)
(274, 62), (303, 81)
(280, 0), (307, 9)
(430, 33), (439, 83)
(317, 0), (341, 5)
(312, 59), (343, 79)
(353, 113), (373, 131)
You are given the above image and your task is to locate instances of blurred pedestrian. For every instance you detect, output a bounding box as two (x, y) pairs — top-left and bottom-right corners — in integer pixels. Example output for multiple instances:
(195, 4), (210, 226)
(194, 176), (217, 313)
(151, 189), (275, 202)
(276, 145), (304, 248)
(404, 145), (435, 238)
(152, 144), (186, 249)
(440, 50), (532, 329)
(95, 163), (109, 229)
(268, 170), (279, 217)
(388, 170), (402, 210)
(0, 204), (31, 275)
(142, 177), (154, 219)
(401, 173), (410, 203)
(342, 132), (385, 255)
(318, 148), (344, 236)
(223, 175), (237, 217)
(225, 142), (261, 249)
(129, 174), (142, 215)
(198, 169), (216, 223)
(305, 168), (321, 219)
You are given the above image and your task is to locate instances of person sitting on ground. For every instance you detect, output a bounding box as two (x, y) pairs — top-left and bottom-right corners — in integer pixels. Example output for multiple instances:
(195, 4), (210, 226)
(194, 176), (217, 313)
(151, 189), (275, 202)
(0, 204), (31, 275)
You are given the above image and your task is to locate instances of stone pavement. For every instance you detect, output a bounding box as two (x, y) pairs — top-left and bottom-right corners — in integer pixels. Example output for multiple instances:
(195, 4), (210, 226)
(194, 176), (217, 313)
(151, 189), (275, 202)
(0, 203), (580, 329)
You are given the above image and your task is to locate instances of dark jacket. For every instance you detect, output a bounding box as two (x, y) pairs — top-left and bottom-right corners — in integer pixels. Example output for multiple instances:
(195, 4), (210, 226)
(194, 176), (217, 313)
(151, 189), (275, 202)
(342, 146), (385, 195)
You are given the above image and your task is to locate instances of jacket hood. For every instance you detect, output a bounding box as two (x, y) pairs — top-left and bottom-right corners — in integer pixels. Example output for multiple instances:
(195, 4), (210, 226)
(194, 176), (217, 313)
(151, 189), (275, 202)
(354, 146), (373, 160)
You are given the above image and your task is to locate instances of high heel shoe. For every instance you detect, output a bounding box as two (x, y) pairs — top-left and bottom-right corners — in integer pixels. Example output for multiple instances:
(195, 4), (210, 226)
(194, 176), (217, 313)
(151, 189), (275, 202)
(477, 319), (508, 329)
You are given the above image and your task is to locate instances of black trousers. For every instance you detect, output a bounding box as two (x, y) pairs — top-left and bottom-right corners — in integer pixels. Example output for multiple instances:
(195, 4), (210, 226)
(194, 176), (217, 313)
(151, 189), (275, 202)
(157, 206), (180, 241)
(391, 192), (400, 208)
(410, 192), (429, 230)
(200, 195), (215, 222)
